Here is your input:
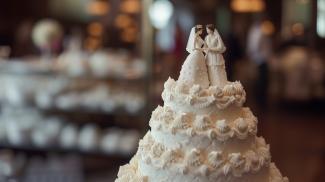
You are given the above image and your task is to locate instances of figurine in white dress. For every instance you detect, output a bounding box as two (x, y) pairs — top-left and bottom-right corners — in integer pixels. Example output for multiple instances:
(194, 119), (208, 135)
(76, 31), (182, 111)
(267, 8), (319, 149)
(178, 25), (210, 88)
(205, 24), (228, 87)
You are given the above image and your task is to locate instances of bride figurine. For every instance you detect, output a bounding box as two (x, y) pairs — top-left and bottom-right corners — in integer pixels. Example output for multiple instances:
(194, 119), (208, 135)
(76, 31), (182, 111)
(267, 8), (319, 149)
(178, 25), (210, 89)
(205, 24), (228, 87)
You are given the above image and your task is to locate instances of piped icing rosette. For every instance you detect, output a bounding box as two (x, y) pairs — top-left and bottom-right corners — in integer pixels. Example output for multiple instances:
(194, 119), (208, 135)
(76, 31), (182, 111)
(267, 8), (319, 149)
(214, 81), (246, 109)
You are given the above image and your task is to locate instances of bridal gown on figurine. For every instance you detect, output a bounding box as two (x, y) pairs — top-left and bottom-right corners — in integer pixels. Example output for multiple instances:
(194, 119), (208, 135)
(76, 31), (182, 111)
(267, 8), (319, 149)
(178, 28), (210, 89)
(205, 29), (228, 87)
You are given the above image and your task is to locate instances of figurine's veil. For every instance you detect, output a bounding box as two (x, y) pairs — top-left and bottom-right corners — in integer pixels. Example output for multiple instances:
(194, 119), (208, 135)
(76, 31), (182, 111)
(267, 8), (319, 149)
(214, 28), (226, 53)
(186, 27), (196, 53)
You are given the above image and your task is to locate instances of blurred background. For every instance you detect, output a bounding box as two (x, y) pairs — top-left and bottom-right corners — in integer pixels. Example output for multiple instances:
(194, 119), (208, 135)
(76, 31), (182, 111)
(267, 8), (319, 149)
(0, 0), (324, 181)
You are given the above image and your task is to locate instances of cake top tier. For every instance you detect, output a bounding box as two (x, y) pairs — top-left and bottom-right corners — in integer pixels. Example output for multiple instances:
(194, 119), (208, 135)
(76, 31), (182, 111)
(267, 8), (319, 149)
(162, 78), (246, 113)
(162, 25), (245, 112)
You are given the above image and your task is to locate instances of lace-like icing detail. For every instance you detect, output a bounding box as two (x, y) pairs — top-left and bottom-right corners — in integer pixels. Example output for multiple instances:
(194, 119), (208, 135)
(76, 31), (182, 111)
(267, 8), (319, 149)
(216, 119), (230, 133)
(244, 150), (260, 172)
(228, 153), (245, 169)
(149, 106), (257, 141)
(115, 157), (148, 182)
(193, 116), (211, 131)
(228, 153), (246, 177)
(187, 149), (203, 167)
(171, 113), (192, 134)
(162, 78), (246, 110)
(213, 82), (246, 109)
(138, 133), (154, 153)
(138, 133), (155, 164)
(138, 133), (271, 178)
(151, 143), (166, 158)
(161, 149), (183, 168)
(154, 106), (174, 124)
(208, 151), (223, 168)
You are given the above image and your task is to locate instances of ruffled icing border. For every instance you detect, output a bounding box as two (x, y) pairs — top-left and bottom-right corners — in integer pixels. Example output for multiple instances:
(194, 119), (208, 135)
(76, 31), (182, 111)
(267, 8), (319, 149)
(149, 106), (257, 141)
(162, 78), (246, 110)
(138, 132), (271, 178)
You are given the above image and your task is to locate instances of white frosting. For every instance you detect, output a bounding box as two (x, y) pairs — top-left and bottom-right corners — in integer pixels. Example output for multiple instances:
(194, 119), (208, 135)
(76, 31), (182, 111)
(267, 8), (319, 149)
(136, 132), (272, 176)
(117, 156), (288, 182)
(116, 80), (287, 182)
(116, 156), (148, 182)
(149, 106), (257, 143)
(116, 26), (288, 182)
(162, 78), (246, 114)
(139, 161), (276, 182)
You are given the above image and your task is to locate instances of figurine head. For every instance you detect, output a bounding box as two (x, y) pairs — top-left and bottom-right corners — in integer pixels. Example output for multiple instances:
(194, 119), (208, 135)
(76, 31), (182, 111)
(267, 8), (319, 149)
(195, 25), (203, 35)
(206, 24), (214, 34)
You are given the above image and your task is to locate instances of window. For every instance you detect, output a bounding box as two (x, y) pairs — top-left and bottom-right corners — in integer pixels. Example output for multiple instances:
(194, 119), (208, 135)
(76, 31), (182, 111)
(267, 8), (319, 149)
(317, 0), (325, 38)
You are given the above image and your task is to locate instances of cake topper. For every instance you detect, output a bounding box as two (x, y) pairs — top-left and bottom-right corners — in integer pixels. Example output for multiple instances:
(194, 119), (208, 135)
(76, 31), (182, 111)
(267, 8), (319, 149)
(180, 24), (229, 89)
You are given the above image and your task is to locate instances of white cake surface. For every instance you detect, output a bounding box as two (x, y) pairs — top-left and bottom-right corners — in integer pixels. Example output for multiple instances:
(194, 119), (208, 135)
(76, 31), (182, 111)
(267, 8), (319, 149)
(115, 26), (288, 182)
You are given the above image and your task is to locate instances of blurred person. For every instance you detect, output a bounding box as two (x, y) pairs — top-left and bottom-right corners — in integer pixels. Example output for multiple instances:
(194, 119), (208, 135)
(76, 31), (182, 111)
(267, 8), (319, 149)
(280, 46), (309, 101)
(247, 17), (272, 107)
(309, 53), (324, 99)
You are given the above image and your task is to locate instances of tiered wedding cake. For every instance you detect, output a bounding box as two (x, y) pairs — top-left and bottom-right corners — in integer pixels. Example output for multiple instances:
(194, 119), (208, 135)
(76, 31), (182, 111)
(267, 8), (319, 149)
(116, 25), (288, 182)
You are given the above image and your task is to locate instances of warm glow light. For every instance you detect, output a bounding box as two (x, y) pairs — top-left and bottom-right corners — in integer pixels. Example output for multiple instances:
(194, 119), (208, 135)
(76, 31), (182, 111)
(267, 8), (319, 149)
(87, 22), (104, 37)
(120, 0), (141, 14)
(231, 0), (265, 13)
(115, 14), (133, 28)
(32, 19), (63, 50)
(292, 23), (304, 36)
(296, 0), (310, 4)
(87, 1), (110, 16)
(121, 28), (137, 43)
(85, 37), (101, 50)
(149, 0), (174, 29)
(261, 20), (275, 35)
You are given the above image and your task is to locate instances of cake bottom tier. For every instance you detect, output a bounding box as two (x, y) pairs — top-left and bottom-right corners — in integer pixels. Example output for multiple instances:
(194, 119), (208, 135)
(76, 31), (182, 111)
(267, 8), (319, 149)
(116, 156), (288, 182)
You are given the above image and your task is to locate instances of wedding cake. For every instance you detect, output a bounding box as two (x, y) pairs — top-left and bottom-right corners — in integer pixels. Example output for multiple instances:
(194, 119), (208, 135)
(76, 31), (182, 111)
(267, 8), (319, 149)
(116, 25), (288, 182)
